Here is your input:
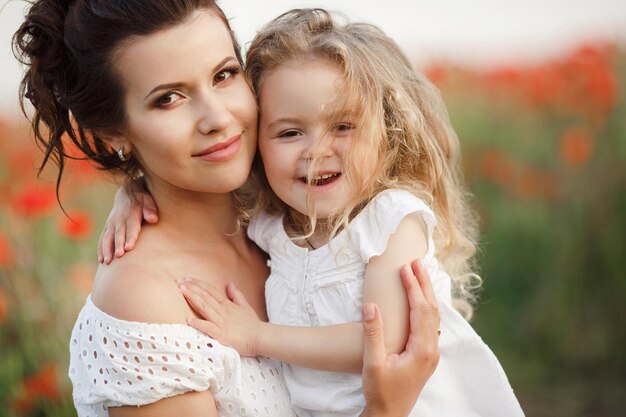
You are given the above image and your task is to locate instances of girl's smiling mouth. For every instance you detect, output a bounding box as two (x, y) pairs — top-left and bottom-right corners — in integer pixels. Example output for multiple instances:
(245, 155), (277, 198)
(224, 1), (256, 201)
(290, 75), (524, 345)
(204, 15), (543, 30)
(298, 172), (342, 187)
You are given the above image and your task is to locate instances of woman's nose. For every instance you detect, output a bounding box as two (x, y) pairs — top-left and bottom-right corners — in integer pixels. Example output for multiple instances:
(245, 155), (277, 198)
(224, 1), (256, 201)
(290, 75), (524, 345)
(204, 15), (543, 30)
(197, 94), (233, 135)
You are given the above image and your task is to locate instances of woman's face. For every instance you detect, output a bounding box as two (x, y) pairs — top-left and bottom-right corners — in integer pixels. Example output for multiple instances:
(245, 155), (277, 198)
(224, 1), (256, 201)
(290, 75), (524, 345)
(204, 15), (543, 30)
(113, 10), (257, 197)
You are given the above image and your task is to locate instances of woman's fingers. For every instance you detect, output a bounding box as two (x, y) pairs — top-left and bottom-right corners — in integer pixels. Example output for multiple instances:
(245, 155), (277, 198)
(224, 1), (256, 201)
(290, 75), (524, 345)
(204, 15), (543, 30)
(400, 261), (440, 359)
(400, 263), (426, 309)
(362, 303), (386, 373)
(411, 260), (437, 307)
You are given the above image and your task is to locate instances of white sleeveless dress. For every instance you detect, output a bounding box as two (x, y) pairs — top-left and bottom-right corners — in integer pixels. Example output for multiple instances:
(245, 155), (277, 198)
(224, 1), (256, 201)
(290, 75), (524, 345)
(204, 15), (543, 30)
(248, 189), (525, 417)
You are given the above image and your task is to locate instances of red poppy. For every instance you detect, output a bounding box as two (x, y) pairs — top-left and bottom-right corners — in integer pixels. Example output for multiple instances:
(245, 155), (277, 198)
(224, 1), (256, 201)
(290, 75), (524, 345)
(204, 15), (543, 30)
(559, 127), (594, 167)
(424, 63), (448, 87)
(479, 150), (516, 186)
(11, 184), (56, 218)
(12, 362), (61, 413)
(59, 210), (94, 240)
(9, 148), (39, 180)
(514, 168), (559, 200)
(0, 287), (7, 324)
(0, 233), (13, 268)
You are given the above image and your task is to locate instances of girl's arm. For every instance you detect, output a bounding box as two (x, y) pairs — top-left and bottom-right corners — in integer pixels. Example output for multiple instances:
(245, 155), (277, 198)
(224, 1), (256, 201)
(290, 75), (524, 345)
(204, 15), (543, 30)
(178, 278), (363, 372)
(360, 260), (440, 417)
(180, 215), (429, 373)
(97, 177), (158, 264)
(362, 215), (428, 355)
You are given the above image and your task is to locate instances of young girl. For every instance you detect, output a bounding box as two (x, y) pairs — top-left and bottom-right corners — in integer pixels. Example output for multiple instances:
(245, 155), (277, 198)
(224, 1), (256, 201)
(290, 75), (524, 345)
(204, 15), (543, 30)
(103, 9), (524, 417)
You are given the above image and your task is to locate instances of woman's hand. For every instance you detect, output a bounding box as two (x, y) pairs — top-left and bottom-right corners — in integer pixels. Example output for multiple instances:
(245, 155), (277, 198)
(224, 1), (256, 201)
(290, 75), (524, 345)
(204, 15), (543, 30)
(360, 260), (440, 417)
(178, 278), (264, 357)
(97, 178), (158, 264)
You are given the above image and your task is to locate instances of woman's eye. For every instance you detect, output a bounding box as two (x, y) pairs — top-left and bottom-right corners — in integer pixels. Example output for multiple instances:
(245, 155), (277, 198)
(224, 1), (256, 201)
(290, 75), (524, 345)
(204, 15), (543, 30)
(214, 66), (240, 85)
(156, 92), (184, 108)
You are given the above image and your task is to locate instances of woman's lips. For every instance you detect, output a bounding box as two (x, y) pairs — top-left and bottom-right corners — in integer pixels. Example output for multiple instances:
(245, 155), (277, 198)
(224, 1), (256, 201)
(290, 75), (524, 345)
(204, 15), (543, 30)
(193, 134), (242, 162)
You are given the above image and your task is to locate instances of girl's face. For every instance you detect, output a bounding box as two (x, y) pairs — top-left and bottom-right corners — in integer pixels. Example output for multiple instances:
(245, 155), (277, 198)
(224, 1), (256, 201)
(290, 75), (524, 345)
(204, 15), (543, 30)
(258, 59), (362, 219)
(113, 10), (257, 198)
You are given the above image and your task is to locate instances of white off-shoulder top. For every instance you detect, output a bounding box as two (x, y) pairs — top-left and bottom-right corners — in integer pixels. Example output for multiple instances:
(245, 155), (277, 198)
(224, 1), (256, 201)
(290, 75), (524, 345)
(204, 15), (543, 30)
(69, 296), (296, 417)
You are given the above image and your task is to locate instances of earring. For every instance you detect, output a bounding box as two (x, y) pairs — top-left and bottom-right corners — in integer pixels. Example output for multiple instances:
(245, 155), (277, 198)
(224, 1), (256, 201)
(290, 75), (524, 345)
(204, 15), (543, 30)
(117, 147), (129, 162)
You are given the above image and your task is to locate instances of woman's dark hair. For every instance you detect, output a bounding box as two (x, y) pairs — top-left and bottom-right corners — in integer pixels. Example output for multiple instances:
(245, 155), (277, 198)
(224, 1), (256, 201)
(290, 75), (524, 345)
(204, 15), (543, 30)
(13, 0), (242, 196)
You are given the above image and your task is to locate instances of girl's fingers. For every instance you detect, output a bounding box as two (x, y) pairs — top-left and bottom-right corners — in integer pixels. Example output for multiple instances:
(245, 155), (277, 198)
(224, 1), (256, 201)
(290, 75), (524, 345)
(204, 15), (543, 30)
(141, 194), (159, 224)
(411, 260), (437, 307)
(97, 228), (106, 263)
(180, 284), (223, 322)
(113, 224), (127, 258)
(186, 317), (221, 339)
(124, 208), (143, 251)
(100, 226), (115, 264)
(227, 283), (252, 308)
(181, 278), (228, 304)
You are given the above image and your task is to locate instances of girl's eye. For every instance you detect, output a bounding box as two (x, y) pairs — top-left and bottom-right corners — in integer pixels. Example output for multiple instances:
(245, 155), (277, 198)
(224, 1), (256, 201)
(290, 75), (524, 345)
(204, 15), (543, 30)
(334, 123), (354, 133)
(155, 92), (184, 108)
(277, 130), (301, 139)
(214, 66), (240, 85)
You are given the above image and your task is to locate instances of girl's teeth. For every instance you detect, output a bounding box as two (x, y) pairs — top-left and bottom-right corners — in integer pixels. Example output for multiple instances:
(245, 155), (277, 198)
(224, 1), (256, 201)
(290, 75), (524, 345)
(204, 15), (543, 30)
(313, 173), (337, 180)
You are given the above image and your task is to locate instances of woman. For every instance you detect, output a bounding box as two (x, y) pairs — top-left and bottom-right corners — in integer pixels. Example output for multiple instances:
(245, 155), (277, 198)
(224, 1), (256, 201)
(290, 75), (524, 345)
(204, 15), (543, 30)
(13, 1), (439, 416)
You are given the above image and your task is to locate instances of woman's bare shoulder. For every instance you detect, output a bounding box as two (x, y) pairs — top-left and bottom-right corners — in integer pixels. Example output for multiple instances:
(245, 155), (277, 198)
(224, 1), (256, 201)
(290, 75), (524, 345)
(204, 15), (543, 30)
(90, 246), (190, 326)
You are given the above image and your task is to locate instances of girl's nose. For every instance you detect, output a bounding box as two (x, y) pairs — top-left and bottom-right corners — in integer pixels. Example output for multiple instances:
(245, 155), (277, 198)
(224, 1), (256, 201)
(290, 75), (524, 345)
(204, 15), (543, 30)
(197, 94), (233, 135)
(302, 133), (334, 160)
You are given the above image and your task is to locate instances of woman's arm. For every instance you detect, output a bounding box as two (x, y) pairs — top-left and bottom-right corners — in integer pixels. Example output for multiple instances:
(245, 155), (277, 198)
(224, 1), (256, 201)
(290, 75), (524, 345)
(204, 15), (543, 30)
(109, 390), (218, 417)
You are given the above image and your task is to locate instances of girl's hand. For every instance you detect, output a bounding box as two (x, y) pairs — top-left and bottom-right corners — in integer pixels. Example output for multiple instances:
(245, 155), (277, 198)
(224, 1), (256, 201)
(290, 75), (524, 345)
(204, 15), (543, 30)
(97, 178), (158, 264)
(177, 278), (264, 357)
(360, 260), (440, 417)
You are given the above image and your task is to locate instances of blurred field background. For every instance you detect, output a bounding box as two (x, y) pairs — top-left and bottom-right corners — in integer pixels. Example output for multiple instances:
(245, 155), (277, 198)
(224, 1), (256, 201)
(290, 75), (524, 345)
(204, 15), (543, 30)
(1, 1), (625, 416)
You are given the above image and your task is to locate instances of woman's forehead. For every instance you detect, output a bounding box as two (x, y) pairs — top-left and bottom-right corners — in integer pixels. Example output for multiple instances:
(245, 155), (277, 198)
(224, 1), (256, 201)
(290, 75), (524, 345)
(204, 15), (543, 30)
(114, 10), (235, 96)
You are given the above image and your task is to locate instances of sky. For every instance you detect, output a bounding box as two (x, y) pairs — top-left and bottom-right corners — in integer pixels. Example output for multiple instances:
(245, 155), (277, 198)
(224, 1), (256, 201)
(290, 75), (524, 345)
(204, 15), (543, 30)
(1, 0), (625, 117)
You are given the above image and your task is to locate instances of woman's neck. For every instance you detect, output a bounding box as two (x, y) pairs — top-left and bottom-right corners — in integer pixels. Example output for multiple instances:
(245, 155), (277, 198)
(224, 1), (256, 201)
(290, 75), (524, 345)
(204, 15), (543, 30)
(145, 180), (243, 246)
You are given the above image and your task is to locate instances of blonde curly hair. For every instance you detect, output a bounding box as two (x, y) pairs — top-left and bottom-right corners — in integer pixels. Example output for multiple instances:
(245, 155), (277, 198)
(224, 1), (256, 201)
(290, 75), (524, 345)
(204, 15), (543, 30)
(243, 8), (481, 318)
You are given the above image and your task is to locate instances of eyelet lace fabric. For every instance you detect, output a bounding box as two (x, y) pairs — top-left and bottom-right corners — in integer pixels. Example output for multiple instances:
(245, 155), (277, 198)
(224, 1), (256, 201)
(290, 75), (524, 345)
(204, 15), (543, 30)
(69, 296), (295, 417)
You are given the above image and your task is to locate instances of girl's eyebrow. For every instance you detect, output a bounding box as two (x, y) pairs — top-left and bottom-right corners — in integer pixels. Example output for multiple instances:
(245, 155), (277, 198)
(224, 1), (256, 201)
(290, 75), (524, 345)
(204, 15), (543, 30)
(143, 56), (238, 101)
(266, 117), (301, 131)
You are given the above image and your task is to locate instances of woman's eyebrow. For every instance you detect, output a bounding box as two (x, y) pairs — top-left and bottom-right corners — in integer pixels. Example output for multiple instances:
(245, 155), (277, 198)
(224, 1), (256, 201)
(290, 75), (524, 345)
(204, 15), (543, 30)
(143, 56), (238, 101)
